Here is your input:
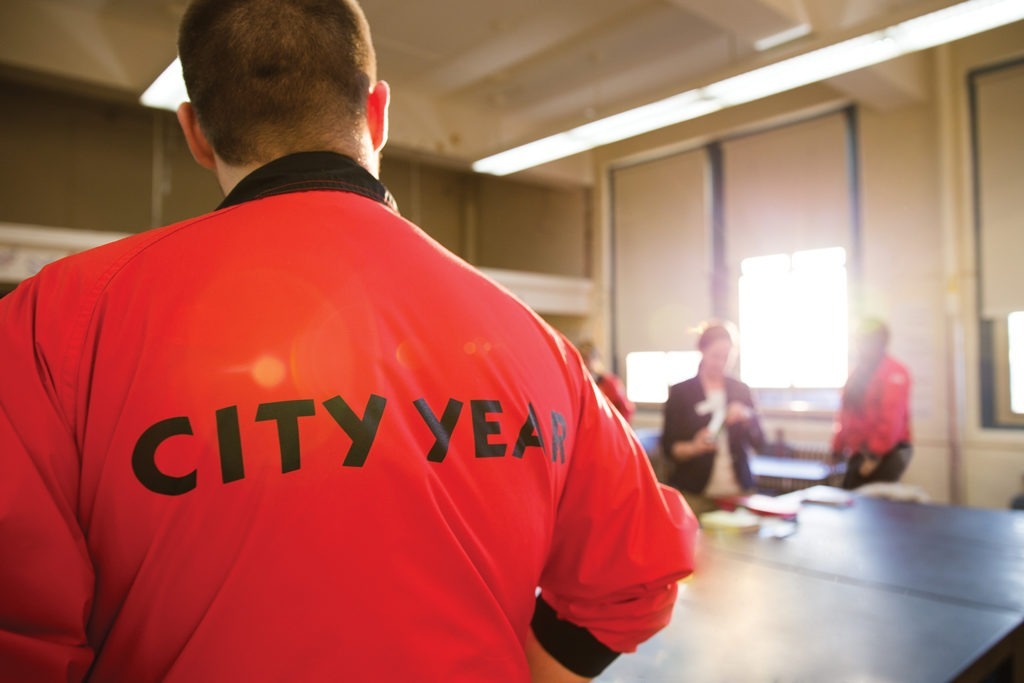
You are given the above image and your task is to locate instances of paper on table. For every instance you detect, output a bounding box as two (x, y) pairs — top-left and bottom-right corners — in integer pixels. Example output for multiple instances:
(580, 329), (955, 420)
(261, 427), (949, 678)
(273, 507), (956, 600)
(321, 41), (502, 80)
(716, 494), (801, 519)
(796, 485), (855, 506)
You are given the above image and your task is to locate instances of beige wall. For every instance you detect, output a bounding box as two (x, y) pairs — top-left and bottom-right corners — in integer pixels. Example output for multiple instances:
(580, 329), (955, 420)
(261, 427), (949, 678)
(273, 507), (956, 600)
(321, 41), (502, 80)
(381, 158), (469, 256)
(474, 177), (590, 278)
(611, 150), (711, 358)
(0, 79), (591, 282)
(0, 81), (219, 232)
(858, 97), (951, 504)
(945, 24), (1024, 509)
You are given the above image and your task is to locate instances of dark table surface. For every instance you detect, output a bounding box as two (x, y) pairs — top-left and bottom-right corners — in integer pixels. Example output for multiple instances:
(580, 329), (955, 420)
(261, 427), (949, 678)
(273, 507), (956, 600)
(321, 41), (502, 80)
(707, 497), (1024, 612)
(597, 496), (1024, 683)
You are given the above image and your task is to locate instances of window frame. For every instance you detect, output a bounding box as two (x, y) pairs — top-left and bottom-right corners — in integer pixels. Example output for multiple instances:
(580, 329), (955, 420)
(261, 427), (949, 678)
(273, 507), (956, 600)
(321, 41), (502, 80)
(969, 58), (1024, 431)
(980, 317), (1024, 429)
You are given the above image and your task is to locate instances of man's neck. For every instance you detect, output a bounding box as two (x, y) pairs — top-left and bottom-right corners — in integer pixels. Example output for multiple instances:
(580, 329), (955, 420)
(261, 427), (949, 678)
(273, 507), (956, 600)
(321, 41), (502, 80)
(213, 158), (260, 196)
(214, 142), (378, 197)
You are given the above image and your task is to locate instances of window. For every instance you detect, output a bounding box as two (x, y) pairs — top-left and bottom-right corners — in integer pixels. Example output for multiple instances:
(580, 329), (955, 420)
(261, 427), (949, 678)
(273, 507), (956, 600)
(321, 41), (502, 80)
(1009, 312), (1024, 415)
(738, 247), (848, 389)
(970, 59), (1024, 429)
(984, 314), (1024, 427)
(625, 351), (701, 404)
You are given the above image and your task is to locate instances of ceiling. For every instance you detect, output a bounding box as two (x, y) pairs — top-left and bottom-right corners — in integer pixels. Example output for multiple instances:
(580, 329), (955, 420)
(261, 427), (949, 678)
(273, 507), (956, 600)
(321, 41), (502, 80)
(0, 0), (962, 182)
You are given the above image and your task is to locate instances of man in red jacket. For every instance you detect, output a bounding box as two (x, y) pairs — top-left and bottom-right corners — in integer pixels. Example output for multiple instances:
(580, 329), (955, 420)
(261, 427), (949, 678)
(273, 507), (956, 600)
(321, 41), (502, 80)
(0, 1), (697, 681)
(832, 318), (913, 489)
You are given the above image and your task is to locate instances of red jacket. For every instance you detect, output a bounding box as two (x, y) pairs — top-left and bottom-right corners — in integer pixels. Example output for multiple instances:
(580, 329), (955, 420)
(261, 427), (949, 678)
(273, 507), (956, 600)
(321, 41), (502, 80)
(0, 153), (696, 682)
(831, 355), (912, 458)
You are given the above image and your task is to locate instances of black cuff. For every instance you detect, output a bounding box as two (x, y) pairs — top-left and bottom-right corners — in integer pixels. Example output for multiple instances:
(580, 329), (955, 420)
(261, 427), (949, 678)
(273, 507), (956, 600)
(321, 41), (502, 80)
(530, 595), (621, 677)
(858, 449), (880, 462)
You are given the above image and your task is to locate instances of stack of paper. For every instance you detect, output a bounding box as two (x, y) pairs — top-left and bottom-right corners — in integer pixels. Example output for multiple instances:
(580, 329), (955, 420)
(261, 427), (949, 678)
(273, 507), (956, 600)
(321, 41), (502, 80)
(797, 485), (855, 506)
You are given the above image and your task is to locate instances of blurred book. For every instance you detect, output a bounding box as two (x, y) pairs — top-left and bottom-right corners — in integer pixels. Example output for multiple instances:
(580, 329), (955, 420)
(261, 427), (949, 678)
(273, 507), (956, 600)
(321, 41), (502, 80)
(700, 508), (762, 532)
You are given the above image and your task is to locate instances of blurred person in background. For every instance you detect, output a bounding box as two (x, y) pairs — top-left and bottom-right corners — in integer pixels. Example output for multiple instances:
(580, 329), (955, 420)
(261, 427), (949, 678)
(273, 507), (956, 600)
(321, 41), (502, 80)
(577, 340), (635, 424)
(661, 320), (765, 516)
(832, 318), (913, 490)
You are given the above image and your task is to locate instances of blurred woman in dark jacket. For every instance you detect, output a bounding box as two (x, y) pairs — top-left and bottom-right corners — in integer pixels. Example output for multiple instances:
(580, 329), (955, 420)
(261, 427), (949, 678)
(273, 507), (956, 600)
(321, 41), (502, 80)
(661, 321), (765, 515)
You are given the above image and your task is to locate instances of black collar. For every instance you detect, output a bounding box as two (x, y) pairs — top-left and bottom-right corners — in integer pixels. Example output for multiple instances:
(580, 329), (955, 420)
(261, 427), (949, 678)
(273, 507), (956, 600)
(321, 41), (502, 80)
(217, 151), (399, 213)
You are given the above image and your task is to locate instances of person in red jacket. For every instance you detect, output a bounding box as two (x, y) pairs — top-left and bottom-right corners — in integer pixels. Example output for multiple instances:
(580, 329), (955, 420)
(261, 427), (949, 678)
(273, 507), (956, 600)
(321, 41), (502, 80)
(0, 1), (697, 681)
(832, 318), (913, 489)
(577, 340), (635, 424)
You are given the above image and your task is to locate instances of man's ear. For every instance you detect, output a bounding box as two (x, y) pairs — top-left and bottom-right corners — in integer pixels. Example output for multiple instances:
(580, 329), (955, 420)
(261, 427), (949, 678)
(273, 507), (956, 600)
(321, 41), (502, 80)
(366, 80), (390, 153)
(176, 102), (217, 171)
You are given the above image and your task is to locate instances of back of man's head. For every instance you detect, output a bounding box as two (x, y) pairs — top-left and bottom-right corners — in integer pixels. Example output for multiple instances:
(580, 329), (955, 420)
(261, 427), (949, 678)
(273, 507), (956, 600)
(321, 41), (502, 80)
(178, 0), (376, 167)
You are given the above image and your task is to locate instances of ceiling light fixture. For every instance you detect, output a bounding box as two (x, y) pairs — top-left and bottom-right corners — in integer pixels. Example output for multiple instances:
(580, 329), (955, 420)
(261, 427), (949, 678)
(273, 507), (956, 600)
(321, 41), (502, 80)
(471, 0), (1024, 175)
(138, 0), (1024, 175)
(753, 23), (812, 52)
(140, 57), (186, 111)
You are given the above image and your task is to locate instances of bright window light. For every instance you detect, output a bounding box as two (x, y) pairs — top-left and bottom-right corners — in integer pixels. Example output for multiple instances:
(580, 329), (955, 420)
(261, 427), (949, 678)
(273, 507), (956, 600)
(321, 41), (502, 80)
(626, 351), (702, 403)
(739, 247), (848, 389)
(792, 246), (846, 270)
(1010, 311), (1024, 414)
(741, 253), (790, 276)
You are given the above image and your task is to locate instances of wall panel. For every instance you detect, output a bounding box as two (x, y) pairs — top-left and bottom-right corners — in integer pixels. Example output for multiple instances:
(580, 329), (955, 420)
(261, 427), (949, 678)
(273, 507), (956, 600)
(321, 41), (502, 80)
(611, 150), (711, 362)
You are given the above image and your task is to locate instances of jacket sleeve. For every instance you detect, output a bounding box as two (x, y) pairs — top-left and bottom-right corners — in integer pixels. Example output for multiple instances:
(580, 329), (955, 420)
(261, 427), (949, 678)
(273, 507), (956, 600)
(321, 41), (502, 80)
(831, 396), (857, 455)
(660, 381), (700, 457)
(534, 354), (698, 677)
(0, 279), (95, 681)
(866, 362), (911, 457)
(830, 415), (845, 454)
(737, 380), (766, 453)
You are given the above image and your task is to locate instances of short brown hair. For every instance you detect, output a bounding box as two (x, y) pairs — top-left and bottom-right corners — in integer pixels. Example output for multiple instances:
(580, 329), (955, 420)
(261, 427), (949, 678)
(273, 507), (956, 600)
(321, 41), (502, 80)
(696, 319), (738, 351)
(178, 0), (376, 165)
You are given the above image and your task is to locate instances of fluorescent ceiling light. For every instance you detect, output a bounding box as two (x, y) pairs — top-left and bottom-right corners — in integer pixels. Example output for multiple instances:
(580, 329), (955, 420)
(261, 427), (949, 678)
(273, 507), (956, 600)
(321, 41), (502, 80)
(472, 92), (721, 175)
(702, 33), (901, 106)
(140, 57), (186, 111)
(754, 23), (812, 52)
(472, 0), (1024, 175)
(139, 0), (1024, 174)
